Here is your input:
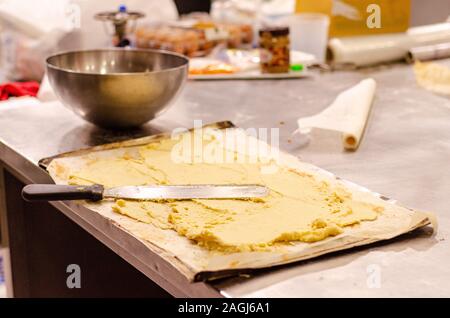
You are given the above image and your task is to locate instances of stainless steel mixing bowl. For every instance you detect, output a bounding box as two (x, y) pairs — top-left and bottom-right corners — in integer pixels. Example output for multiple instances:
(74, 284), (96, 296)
(46, 49), (189, 129)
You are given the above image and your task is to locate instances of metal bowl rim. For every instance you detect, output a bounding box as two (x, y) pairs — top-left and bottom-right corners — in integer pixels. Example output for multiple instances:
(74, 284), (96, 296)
(46, 48), (189, 76)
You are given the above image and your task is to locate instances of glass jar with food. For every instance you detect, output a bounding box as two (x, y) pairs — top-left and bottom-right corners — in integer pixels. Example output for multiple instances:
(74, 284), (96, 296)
(259, 27), (290, 73)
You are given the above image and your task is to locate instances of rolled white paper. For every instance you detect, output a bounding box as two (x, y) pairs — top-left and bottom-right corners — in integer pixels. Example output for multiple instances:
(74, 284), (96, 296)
(297, 78), (377, 150)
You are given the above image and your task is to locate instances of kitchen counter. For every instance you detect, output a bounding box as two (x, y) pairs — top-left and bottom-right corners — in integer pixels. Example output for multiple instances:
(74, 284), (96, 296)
(1, 61), (449, 297)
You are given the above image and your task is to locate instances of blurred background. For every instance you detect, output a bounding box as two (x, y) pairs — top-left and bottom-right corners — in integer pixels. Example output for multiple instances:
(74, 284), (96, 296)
(1, 0), (450, 83)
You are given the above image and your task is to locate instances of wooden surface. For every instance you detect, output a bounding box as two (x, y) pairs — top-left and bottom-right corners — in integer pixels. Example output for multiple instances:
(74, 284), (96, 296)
(2, 167), (171, 298)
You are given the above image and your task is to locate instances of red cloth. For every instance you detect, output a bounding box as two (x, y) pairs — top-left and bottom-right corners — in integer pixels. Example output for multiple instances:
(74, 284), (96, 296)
(0, 81), (40, 101)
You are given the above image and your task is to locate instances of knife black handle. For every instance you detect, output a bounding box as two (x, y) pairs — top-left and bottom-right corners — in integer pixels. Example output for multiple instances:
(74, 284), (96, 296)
(22, 184), (104, 202)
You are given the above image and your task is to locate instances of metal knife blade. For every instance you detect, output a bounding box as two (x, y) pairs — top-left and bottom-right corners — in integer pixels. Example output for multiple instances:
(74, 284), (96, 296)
(104, 184), (270, 200)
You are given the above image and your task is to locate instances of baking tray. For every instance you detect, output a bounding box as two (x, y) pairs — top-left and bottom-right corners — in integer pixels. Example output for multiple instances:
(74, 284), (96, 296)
(39, 121), (235, 169)
(38, 121), (435, 282)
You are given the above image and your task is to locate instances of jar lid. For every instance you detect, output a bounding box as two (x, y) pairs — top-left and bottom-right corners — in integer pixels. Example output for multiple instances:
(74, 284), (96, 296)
(259, 26), (289, 37)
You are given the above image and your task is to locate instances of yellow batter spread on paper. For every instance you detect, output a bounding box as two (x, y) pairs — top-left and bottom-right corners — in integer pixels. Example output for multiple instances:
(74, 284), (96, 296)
(67, 130), (383, 252)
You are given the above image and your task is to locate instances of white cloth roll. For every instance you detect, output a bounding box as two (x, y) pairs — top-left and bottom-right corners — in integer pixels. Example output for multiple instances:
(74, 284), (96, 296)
(297, 78), (376, 150)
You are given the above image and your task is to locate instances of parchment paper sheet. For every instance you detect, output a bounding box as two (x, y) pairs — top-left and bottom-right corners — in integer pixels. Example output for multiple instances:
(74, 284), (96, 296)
(47, 127), (435, 281)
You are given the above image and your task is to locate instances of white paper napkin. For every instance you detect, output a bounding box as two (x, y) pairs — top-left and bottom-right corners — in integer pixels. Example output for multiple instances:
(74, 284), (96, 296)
(0, 96), (41, 111)
(37, 74), (57, 102)
(297, 78), (376, 150)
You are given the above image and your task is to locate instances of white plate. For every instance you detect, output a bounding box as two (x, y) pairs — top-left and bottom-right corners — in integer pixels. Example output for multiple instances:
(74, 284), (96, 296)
(189, 69), (310, 81)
